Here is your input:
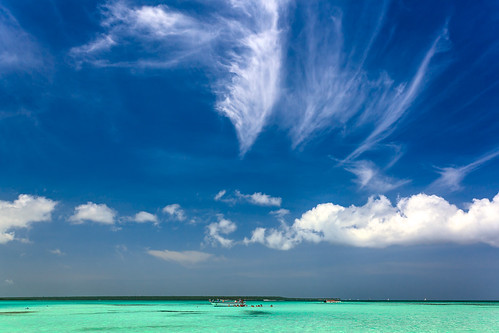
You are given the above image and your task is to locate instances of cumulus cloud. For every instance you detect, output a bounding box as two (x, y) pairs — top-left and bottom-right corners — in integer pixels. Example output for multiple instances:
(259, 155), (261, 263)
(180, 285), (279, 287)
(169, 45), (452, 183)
(244, 225), (298, 251)
(214, 190), (236, 204)
(345, 160), (409, 193)
(245, 192), (499, 250)
(132, 211), (158, 224)
(431, 148), (499, 192)
(235, 190), (282, 207)
(162, 204), (186, 221)
(148, 249), (213, 265)
(0, 194), (57, 244)
(215, 189), (282, 206)
(69, 202), (116, 225)
(205, 215), (237, 248)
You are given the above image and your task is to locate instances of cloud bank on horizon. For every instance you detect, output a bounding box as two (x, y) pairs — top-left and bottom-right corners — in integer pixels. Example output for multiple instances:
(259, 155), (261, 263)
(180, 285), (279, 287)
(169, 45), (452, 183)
(245, 192), (499, 250)
(2, 192), (499, 251)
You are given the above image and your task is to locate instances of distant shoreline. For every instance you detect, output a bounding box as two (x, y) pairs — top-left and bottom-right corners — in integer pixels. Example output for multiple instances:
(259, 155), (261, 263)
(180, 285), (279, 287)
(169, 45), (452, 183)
(0, 296), (497, 302)
(0, 296), (327, 301)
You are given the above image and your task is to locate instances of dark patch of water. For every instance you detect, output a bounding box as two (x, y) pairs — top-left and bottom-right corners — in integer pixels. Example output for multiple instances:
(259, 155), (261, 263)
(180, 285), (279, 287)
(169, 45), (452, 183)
(0, 311), (35, 315)
(244, 310), (272, 316)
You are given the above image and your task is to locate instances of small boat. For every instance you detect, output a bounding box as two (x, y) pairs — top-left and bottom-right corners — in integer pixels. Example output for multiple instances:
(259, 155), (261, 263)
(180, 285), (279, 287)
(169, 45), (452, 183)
(209, 299), (246, 307)
(323, 299), (341, 303)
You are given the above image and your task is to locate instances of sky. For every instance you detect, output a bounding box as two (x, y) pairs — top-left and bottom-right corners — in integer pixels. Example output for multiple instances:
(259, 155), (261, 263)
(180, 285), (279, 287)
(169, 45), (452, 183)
(0, 0), (499, 299)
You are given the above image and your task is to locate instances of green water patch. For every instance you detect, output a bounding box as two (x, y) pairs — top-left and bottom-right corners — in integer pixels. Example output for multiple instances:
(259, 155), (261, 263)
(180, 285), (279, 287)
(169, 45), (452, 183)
(80, 325), (189, 331)
(108, 304), (154, 307)
(157, 310), (202, 314)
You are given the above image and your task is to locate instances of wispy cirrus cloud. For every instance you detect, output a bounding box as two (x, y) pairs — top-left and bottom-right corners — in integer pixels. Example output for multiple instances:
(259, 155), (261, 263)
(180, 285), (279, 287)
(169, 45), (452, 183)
(71, 0), (451, 158)
(70, 0), (215, 68)
(284, 1), (450, 160)
(245, 192), (499, 250)
(285, 2), (386, 147)
(70, 0), (284, 155)
(344, 24), (450, 162)
(0, 6), (45, 74)
(284, 1), (450, 162)
(345, 160), (409, 193)
(215, 0), (283, 155)
(270, 208), (290, 219)
(0, 195), (57, 244)
(430, 147), (499, 192)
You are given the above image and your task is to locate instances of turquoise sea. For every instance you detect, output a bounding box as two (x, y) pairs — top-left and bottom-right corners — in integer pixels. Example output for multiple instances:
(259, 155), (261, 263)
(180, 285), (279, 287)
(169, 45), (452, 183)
(1, 300), (498, 332)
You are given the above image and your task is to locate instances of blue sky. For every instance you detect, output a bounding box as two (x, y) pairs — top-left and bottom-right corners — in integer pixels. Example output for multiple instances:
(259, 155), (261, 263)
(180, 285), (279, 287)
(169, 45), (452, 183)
(1, 0), (499, 299)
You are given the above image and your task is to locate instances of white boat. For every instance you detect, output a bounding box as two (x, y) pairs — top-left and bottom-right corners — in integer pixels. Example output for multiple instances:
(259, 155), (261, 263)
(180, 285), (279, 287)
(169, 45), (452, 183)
(210, 299), (246, 307)
(323, 299), (341, 303)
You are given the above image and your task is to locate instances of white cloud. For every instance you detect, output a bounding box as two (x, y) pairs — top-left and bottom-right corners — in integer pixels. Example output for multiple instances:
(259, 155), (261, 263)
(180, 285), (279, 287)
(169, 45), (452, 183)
(214, 189), (236, 204)
(244, 226), (297, 250)
(0, 194), (57, 244)
(70, 1), (452, 157)
(0, 6), (44, 73)
(205, 215), (237, 248)
(70, 34), (116, 56)
(245, 192), (499, 249)
(71, 0), (284, 155)
(132, 211), (158, 224)
(70, 1), (215, 67)
(162, 204), (186, 221)
(344, 24), (450, 161)
(4, 279), (13, 285)
(69, 202), (116, 225)
(270, 208), (290, 218)
(215, 0), (283, 155)
(345, 160), (409, 193)
(148, 249), (213, 265)
(215, 189), (282, 206)
(431, 147), (499, 192)
(236, 190), (282, 207)
(49, 248), (65, 256)
(282, 2), (449, 161)
(214, 190), (226, 201)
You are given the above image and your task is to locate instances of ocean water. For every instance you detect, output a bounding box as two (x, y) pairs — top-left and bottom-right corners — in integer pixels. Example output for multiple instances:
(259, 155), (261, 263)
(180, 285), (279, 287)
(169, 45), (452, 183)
(1, 300), (498, 332)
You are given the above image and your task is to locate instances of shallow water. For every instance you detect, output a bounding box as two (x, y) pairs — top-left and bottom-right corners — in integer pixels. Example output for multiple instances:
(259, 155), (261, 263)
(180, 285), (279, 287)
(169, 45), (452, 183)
(1, 300), (498, 332)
